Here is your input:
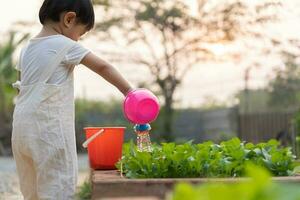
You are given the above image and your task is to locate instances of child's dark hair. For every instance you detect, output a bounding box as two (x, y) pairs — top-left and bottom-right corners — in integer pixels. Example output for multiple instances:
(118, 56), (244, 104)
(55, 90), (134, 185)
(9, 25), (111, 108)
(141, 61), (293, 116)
(39, 0), (95, 30)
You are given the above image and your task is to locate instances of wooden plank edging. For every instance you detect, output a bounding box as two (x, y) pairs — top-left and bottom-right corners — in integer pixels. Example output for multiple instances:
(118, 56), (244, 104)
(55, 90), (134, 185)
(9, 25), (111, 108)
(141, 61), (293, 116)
(91, 170), (300, 200)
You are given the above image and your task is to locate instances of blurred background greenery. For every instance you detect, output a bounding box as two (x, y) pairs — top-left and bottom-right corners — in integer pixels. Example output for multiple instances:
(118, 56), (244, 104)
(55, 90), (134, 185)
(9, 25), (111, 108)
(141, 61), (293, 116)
(1, 1), (300, 199)
(0, 0), (300, 156)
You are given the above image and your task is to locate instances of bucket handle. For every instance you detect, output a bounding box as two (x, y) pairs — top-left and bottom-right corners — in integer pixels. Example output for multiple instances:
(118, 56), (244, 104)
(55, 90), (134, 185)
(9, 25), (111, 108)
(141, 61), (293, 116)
(82, 129), (104, 148)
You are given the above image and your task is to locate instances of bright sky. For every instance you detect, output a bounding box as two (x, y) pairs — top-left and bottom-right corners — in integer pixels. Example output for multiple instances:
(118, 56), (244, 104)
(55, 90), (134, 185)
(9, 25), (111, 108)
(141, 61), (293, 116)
(1, 0), (300, 108)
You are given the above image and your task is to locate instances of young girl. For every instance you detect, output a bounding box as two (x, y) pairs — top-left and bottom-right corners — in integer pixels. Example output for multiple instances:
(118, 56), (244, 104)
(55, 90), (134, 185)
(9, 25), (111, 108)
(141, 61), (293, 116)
(12, 0), (133, 199)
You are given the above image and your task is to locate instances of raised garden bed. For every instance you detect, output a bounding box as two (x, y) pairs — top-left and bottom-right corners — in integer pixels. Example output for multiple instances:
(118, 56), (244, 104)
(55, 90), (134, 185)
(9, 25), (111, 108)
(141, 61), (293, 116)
(91, 170), (300, 200)
(90, 138), (300, 199)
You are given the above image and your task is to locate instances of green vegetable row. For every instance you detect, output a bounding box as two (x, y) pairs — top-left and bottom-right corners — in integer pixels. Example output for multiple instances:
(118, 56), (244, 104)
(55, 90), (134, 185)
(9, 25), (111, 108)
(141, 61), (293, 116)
(171, 164), (300, 200)
(117, 138), (296, 178)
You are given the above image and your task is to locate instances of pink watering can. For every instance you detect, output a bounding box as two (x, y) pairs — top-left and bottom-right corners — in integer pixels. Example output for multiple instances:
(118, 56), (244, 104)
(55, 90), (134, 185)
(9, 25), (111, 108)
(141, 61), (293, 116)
(123, 88), (160, 124)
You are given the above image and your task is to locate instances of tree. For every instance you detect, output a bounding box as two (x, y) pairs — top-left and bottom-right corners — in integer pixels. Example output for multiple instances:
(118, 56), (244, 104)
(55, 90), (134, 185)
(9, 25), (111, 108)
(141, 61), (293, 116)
(93, 0), (281, 141)
(268, 51), (300, 110)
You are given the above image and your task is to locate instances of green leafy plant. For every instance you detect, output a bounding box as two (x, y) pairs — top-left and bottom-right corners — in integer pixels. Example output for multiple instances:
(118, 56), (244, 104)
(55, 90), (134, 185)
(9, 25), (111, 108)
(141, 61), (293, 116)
(171, 164), (300, 200)
(292, 111), (300, 157)
(117, 138), (296, 178)
(76, 180), (92, 200)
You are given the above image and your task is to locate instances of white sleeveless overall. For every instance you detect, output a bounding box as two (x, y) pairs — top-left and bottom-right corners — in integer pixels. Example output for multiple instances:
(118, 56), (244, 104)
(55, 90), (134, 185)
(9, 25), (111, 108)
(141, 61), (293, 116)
(12, 42), (78, 200)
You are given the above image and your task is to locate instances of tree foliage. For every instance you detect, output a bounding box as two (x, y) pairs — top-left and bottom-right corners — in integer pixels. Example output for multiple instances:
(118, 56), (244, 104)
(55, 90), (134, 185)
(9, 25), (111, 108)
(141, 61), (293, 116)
(93, 0), (281, 140)
(268, 52), (300, 109)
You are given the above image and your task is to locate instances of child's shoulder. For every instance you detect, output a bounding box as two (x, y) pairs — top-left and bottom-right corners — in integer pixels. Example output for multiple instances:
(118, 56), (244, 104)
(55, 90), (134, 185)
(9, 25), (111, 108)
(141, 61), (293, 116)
(28, 35), (84, 56)
(53, 35), (76, 44)
(29, 34), (76, 47)
(50, 35), (85, 52)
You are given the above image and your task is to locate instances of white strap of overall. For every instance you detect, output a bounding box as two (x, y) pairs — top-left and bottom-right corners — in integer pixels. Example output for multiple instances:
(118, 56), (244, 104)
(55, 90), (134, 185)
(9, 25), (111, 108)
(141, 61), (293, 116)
(38, 41), (74, 84)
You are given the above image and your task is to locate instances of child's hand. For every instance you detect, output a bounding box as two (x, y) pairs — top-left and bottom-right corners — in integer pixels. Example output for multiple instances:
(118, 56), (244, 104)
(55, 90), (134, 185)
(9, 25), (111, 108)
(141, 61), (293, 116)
(125, 88), (135, 96)
(12, 81), (21, 92)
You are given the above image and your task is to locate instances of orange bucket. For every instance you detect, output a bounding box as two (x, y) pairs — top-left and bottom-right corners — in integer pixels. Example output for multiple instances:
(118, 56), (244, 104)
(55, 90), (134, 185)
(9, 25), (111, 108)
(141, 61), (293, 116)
(84, 127), (126, 169)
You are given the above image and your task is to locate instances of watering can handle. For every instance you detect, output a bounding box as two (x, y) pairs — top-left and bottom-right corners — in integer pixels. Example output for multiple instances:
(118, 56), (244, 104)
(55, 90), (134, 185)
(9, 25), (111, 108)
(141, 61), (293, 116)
(82, 129), (104, 148)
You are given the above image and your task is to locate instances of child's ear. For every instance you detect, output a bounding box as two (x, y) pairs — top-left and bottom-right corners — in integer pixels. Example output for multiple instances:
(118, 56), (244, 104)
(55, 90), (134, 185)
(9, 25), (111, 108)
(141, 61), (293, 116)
(63, 12), (77, 28)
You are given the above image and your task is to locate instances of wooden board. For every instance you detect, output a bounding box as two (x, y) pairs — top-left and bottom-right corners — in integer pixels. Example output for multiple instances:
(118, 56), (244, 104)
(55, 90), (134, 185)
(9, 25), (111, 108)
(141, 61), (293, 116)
(91, 170), (300, 200)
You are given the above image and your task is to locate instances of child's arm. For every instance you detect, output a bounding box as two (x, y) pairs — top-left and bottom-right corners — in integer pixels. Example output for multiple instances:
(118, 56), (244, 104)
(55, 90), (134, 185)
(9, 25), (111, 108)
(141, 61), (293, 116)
(81, 52), (133, 96)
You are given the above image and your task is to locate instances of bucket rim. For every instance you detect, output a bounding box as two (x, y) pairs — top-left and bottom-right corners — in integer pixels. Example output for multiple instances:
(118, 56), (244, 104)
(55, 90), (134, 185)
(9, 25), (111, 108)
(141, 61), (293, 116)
(83, 127), (127, 130)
